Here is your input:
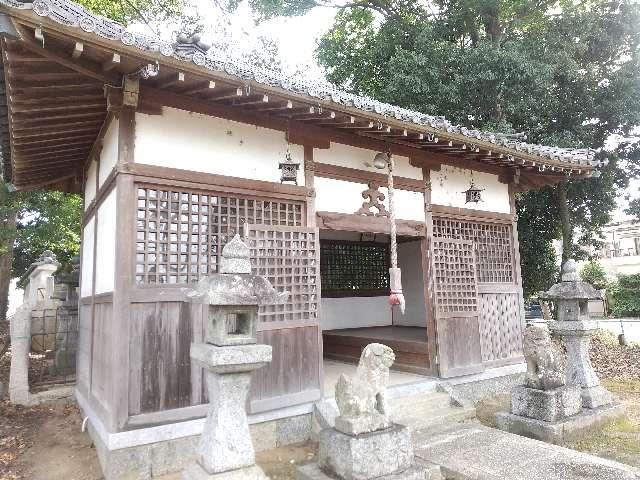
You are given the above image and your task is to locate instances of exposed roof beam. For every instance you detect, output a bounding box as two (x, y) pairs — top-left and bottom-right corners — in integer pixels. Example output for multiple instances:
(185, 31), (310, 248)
(183, 80), (215, 95)
(252, 100), (293, 112)
(72, 41), (83, 59)
(8, 28), (117, 83)
(232, 94), (268, 106)
(208, 87), (243, 102)
(102, 52), (120, 71)
(156, 71), (185, 89)
(10, 102), (104, 114)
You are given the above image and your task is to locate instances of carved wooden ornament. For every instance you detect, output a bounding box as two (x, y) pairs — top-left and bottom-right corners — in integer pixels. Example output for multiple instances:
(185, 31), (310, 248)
(356, 182), (389, 217)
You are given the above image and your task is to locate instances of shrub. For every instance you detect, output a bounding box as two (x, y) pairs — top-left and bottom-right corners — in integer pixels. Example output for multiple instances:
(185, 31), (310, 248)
(580, 261), (608, 290)
(610, 273), (640, 317)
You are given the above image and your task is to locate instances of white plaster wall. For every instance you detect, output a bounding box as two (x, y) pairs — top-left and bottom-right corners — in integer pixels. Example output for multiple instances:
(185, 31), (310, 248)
(84, 160), (97, 210)
(315, 177), (425, 221)
(395, 240), (427, 327)
(430, 165), (510, 213)
(80, 218), (94, 297)
(94, 188), (117, 294)
(321, 296), (392, 330)
(99, 117), (119, 187)
(134, 107), (304, 185)
(314, 142), (422, 180)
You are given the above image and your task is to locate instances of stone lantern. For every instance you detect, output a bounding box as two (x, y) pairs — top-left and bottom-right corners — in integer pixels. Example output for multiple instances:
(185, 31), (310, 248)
(182, 234), (288, 480)
(540, 259), (613, 409)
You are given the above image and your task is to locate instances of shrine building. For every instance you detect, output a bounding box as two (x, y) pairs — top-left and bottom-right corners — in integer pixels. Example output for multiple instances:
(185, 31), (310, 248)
(0, 0), (602, 477)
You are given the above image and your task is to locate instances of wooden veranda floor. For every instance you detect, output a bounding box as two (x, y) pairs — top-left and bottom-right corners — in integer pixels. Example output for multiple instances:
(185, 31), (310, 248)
(322, 326), (431, 375)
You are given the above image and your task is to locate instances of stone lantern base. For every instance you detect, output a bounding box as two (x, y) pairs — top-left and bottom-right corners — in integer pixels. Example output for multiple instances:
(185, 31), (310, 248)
(496, 403), (625, 444)
(183, 464), (268, 480)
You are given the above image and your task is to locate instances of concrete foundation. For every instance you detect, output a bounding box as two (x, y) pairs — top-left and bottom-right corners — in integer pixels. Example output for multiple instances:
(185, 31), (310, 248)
(496, 403), (625, 444)
(80, 387), (313, 480)
(182, 464), (268, 480)
(297, 462), (443, 480)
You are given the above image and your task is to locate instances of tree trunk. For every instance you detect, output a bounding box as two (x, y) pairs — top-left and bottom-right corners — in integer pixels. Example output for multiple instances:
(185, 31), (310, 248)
(555, 183), (573, 262)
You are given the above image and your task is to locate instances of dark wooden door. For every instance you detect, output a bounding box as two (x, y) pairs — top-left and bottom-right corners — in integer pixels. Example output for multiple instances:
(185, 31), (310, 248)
(431, 238), (485, 378)
(246, 224), (323, 413)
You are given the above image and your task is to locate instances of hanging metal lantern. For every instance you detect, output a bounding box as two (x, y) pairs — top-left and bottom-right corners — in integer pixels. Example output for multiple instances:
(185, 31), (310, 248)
(463, 180), (484, 203)
(279, 144), (299, 185)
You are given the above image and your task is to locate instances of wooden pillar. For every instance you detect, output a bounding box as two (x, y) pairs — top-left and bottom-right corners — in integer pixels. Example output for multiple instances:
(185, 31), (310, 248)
(304, 145), (316, 227)
(508, 183), (526, 339)
(304, 144), (324, 395)
(110, 105), (136, 430)
(420, 167), (438, 376)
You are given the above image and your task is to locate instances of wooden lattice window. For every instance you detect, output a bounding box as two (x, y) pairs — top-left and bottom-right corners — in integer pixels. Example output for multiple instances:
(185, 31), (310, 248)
(320, 240), (389, 297)
(432, 238), (478, 315)
(248, 226), (319, 323)
(432, 217), (514, 283)
(135, 186), (303, 285)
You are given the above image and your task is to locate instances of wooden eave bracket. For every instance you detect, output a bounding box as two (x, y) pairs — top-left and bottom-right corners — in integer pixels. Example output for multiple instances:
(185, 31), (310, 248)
(123, 76), (139, 107)
(106, 76), (139, 112)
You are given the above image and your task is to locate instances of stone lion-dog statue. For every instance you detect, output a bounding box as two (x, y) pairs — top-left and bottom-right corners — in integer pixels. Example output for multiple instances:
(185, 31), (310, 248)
(334, 343), (396, 435)
(524, 324), (565, 391)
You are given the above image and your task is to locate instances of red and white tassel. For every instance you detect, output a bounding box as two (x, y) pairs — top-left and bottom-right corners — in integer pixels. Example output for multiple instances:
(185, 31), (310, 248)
(389, 267), (405, 314)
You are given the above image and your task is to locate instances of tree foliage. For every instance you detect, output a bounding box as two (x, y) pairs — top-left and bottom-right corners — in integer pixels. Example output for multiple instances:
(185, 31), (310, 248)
(242, 0), (640, 294)
(610, 273), (640, 317)
(580, 260), (608, 290)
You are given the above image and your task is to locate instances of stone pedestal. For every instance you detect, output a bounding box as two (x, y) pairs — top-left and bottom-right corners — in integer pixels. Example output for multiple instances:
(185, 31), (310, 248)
(319, 425), (412, 480)
(549, 320), (613, 409)
(511, 385), (582, 422)
(182, 343), (272, 480)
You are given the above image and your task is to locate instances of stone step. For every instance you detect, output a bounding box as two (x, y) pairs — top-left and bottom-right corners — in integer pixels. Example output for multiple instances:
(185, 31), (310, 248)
(313, 391), (476, 438)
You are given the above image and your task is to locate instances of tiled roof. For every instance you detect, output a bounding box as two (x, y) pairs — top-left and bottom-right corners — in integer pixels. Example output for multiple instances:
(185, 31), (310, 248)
(0, 0), (601, 168)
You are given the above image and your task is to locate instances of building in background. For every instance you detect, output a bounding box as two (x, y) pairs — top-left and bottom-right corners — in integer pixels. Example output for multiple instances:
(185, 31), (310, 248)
(597, 220), (640, 278)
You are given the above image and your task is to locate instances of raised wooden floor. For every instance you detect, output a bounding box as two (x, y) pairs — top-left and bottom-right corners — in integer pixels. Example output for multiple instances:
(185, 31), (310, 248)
(322, 326), (431, 375)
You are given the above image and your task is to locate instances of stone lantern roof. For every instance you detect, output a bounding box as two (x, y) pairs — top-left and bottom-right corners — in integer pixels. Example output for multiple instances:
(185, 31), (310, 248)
(539, 259), (600, 301)
(185, 235), (288, 306)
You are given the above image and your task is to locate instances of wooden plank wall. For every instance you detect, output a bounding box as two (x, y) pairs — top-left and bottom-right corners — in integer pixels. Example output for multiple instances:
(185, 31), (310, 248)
(478, 291), (524, 365)
(90, 301), (113, 413)
(250, 326), (321, 412)
(128, 301), (195, 415)
(76, 303), (93, 391)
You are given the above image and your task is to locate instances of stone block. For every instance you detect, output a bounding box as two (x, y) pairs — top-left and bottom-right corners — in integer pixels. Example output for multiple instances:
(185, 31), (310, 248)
(496, 403), (625, 444)
(582, 385), (613, 409)
(150, 435), (199, 476)
(182, 464), (268, 480)
(103, 444), (152, 480)
(511, 385), (581, 422)
(297, 462), (442, 480)
(334, 413), (390, 436)
(318, 425), (413, 480)
(277, 414), (312, 446)
(251, 420), (277, 452)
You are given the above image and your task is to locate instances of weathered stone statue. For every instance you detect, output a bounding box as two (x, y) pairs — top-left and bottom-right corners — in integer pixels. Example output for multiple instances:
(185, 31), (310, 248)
(299, 343), (435, 480)
(523, 325), (565, 391)
(497, 259), (624, 443)
(334, 343), (395, 435)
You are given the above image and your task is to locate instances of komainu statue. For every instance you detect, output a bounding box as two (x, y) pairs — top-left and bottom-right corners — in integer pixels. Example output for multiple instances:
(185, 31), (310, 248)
(334, 343), (396, 435)
(523, 325), (565, 390)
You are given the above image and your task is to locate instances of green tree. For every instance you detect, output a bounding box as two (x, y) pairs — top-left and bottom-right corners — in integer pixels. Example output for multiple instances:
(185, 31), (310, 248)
(239, 0), (640, 293)
(610, 273), (640, 317)
(580, 260), (608, 290)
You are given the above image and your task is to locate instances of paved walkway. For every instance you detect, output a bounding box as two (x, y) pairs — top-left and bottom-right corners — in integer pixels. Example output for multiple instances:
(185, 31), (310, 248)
(414, 424), (640, 480)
